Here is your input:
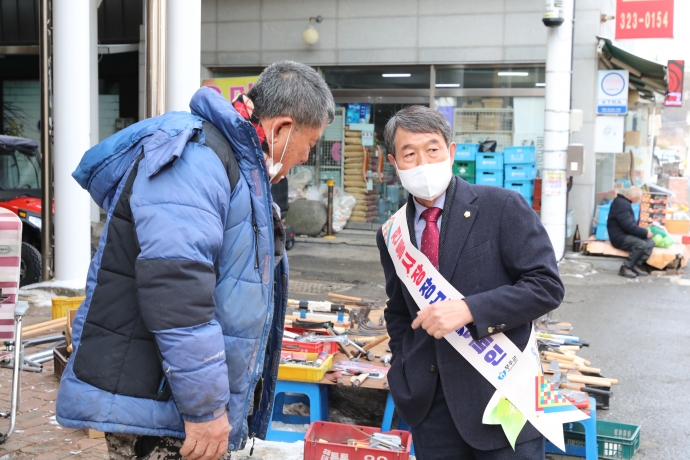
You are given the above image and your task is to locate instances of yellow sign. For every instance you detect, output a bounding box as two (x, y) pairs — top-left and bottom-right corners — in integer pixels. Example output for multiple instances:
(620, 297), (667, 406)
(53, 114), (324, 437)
(201, 76), (260, 102)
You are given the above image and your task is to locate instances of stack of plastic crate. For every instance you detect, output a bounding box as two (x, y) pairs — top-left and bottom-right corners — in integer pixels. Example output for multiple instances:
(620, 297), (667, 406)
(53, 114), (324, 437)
(502, 146), (537, 207)
(453, 144), (478, 184)
(475, 151), (504, 187)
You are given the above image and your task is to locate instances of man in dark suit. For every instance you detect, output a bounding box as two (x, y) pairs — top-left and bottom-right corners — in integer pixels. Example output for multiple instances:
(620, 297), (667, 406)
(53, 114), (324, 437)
(606, 187), (654, 278)
(377, 106), (565, 459)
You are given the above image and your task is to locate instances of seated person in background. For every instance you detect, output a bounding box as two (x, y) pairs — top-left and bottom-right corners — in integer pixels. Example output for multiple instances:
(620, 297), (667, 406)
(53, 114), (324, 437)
(607, 186), (654, 278)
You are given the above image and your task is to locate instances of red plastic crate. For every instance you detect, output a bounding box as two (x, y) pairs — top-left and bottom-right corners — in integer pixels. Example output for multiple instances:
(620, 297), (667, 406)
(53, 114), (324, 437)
(304, 422), (411, 460)
(281, 339), (338, 354)
(283, 328), (339, 354)
(683, 235), (690, 245)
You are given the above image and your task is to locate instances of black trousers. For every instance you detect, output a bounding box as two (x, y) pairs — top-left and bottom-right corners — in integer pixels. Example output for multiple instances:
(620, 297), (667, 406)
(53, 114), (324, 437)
(410, 379), (545, 460)
(618, 235), (655, 268)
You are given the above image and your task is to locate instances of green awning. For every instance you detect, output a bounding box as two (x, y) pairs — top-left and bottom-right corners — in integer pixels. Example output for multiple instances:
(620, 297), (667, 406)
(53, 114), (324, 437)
(596, 36), (667, 98)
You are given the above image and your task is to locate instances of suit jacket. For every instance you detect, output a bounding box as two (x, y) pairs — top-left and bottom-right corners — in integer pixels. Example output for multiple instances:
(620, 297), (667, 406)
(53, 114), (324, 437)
(376, 176), (565, 451)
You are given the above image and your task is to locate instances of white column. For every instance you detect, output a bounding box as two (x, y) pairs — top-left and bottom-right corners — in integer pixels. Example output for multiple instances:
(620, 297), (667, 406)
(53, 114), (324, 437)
(541, 0), (574, 261)
(90, 0), (101, 223)
(53, 0), (92, 281)
(166, 0), (201, 112)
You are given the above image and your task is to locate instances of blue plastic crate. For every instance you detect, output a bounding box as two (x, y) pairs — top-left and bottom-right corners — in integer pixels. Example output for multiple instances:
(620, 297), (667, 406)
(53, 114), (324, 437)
(476, 170), (504, 186)
(596, 203), (640, 241)
(504, 145), (536, 164)
(476, 152), (504, 170)
(504, 180), (535, 199)
(504, 164), (537, 181)
(455, 144), (479, 161)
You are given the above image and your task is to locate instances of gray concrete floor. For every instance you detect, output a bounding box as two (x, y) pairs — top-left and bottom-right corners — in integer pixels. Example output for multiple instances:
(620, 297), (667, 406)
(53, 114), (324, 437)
(287, 237), (690, 459)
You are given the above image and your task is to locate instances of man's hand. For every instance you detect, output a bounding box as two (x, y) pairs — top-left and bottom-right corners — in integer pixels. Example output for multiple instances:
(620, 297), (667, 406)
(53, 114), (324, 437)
(180, 413), (231, 460)
(411, 299), (474, 339)
(647, 230), (654, 239)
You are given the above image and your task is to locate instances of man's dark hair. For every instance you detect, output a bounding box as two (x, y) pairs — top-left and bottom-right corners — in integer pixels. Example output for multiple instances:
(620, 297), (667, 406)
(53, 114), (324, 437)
(247, 61), (335, 130)
(383, 105), (452, 156)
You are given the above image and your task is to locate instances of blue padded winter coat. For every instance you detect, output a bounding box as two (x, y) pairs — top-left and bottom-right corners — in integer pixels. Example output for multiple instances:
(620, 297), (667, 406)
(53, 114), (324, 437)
(56, 87), (287, 451)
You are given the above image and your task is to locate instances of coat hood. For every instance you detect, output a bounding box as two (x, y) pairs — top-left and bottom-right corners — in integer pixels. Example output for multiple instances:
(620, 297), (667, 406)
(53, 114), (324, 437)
(72, 111), (203, 208)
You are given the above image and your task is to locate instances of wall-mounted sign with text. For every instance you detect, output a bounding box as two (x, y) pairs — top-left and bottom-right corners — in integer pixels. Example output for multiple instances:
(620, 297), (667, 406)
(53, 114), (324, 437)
(201, 77), (260, 102)
(597, 70), (629, 115)
(664, 60), (685, 107)
(615, 0), (674, 39)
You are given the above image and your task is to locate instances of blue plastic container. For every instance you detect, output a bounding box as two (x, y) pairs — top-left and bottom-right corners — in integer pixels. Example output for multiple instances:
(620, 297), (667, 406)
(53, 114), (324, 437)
(504, 164), (537, 181)
(504, 145), (536, 164)
(504, 180), (535, 199)
(476, 152), (504, 170)
(455, 144), (479, 161)
(476, 170), (504, 186)
(596, 203), (640, 241)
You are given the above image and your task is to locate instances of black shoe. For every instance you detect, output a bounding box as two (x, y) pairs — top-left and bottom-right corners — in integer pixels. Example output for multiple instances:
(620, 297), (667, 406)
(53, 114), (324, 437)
(632, 265), (648, 276)
(619, 265), (637, 278)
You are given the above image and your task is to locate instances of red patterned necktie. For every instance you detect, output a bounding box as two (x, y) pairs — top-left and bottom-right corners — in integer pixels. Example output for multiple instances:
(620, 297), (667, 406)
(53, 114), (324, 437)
(420, 207), (443, 269)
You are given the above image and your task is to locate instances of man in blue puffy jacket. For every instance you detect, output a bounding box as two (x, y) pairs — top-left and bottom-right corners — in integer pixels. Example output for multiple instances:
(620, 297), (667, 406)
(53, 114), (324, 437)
(56, 61), (334, 460)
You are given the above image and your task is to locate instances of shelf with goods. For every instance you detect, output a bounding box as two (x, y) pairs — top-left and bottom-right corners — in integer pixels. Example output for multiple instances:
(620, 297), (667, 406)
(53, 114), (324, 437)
(453, 108), (514, 152)
(639, 192), (669, 228)
(342, 133), (383, 224)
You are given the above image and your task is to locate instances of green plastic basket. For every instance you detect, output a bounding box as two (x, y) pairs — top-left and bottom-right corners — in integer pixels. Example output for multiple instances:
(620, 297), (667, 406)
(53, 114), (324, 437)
(453, 160), (475, 179)
(563, 420), (641, 460)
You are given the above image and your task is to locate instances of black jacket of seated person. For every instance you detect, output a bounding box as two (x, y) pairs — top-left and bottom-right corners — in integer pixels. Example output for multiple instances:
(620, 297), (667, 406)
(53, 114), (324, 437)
(376, 176), (564, 451)
(607, 194), (647, 248)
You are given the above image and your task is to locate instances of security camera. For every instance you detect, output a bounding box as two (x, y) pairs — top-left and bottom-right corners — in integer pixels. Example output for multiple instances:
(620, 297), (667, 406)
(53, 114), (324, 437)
(543, 0), (564, 27)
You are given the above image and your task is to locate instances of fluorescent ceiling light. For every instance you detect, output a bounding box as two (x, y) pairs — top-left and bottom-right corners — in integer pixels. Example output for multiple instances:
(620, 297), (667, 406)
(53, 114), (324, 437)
(535, 83), (546, 87)
(382, 73), (411, 77)
(498, 71), (529, 76)
(435, 83), (461, 88)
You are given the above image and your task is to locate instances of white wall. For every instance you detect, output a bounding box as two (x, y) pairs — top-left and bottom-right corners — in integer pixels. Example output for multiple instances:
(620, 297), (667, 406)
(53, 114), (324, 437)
(200, 0), (550, 68)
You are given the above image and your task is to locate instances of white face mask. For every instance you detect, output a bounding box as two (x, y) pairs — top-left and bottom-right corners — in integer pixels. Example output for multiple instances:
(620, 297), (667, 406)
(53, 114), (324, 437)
(396, 157), (452, 201)
(267, 124), (292, 181)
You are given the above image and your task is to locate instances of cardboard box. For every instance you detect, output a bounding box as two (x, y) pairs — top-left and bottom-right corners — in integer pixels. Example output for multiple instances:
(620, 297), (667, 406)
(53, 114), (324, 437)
(85, 429), (105, 439)
(482, 98), (504, 109)
(666, 220), (690, 235)
(624, 131), (641, 146)
(582, 238), (689, 270)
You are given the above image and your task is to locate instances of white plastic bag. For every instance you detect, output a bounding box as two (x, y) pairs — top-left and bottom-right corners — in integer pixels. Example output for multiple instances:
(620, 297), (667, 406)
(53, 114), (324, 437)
(287, 168), (314, 203)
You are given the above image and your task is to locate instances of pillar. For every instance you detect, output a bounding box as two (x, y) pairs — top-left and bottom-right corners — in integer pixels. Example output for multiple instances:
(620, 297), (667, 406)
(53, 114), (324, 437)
(53, 0), (92, 280)
(166, 0), (201, 112)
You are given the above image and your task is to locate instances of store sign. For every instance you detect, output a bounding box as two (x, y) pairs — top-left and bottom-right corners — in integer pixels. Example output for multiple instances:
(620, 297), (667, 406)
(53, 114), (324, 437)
(597, 70), (630, 115)
(597, 70), (629, 115)
(664, 60), (685, 107)
(201, 76), (259, 101)
(361, 130), (374, 147)
(615, 0), (674, 39)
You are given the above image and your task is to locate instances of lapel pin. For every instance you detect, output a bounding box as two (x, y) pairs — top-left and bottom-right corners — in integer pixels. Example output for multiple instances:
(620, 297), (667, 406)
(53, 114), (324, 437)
(464, 211), (471, 218)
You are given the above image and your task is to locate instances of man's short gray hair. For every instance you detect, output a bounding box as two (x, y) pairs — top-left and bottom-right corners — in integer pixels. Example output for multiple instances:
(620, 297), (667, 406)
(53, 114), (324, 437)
(247, 61), (335, 129)
(384, 105), (452, 156)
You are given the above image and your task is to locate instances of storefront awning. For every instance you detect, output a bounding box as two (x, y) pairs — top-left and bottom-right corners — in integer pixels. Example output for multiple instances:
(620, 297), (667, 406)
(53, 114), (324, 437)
(596, 37), (668, 99)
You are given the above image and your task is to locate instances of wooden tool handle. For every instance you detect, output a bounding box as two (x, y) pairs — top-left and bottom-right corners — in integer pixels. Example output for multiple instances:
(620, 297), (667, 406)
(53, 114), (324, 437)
(23, 317), (65, 332)
(328, 293), (362, 302)
(566, 374), (612, 387)
(543, 351), (575, 362)
(23, 324), (65, 338)
(362, 334), (389, 351)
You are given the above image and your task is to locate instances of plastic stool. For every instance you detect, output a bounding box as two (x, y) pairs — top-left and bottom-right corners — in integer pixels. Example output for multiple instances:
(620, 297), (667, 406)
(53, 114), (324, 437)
(545, 397), (598, 460)
(265, 380), (329, 442)
(382, 392), (415, 455)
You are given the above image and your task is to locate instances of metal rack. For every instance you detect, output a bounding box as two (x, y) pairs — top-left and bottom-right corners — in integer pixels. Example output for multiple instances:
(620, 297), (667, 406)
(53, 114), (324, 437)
(292, 107), (345, 188)
(453, 108), (514, 152)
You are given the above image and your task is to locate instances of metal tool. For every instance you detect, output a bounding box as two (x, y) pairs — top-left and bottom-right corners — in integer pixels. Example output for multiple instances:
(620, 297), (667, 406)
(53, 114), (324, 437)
(380, 354), (392, 367)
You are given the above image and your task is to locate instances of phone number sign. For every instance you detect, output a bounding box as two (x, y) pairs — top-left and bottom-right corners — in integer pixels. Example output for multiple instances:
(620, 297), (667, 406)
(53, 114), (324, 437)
(616, 0), (674, 39)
